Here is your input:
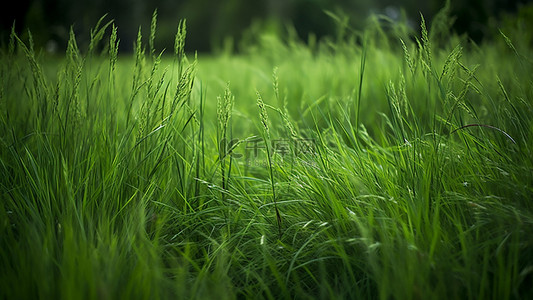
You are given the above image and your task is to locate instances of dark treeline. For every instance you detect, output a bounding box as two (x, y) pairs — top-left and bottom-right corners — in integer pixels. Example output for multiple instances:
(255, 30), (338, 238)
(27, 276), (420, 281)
(1, 0), (532, 53)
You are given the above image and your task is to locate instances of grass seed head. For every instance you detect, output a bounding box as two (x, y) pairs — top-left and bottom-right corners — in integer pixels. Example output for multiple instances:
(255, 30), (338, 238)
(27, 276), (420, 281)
(256, 91), (270, 140)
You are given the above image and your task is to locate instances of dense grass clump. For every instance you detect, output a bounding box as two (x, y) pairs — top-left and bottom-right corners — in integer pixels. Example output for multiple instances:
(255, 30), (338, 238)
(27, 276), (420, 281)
(2, 7), (533, 299)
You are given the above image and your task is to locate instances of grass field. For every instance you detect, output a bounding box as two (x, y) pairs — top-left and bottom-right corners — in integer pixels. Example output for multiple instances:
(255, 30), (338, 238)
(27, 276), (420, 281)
(1, 6), (533, 299)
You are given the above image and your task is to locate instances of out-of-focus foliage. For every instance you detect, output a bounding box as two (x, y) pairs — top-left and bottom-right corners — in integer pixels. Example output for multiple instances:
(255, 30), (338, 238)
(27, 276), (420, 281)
(1, 0), (532, 52)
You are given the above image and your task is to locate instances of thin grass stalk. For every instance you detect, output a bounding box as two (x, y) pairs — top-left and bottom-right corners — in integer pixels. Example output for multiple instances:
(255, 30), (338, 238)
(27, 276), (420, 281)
(355, 31), (367, 141)
(256, 91), (282, 238)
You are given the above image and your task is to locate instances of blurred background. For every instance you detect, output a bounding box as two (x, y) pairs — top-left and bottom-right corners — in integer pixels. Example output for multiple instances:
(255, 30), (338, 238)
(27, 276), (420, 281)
(1, 0), (532, 53)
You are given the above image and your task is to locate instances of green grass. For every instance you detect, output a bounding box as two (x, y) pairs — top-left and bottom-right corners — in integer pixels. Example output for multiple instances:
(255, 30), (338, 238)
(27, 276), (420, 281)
(2, 7), (533, 299)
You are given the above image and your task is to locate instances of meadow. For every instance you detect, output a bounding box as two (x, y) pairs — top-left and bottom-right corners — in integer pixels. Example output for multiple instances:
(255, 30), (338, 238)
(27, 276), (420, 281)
(1, 6), (533, 299)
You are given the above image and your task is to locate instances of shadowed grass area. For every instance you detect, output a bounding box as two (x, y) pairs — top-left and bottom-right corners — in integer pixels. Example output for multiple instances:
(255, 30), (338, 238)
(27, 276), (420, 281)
(1, 6), (533, 299)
